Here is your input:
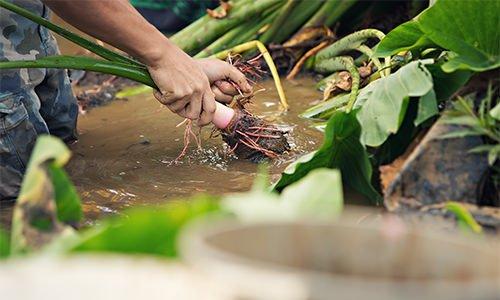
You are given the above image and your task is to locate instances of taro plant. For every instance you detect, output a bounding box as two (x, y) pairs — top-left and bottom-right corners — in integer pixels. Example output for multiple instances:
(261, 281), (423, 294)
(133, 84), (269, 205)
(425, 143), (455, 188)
(277, 0), (499, 204)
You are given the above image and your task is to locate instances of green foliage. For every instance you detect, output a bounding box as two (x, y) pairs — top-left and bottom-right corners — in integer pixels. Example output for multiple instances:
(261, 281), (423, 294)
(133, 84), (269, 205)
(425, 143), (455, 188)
(18, 136), (82, 224)
(70, 195), (220, 257)
(274, 110), (381, 204)
(300, 93), (349, 119)
(414, 89), (438, 126)
(355, 60), (434, 147)
(441, 87), (500, 165)
(0, 227), (10, 259)
(11, 136), (81, 254)
(375, 0), (500, 72)
(374, 20), (434, 57)
(445, 202), (482, 234)
(224, 168), (343, 221)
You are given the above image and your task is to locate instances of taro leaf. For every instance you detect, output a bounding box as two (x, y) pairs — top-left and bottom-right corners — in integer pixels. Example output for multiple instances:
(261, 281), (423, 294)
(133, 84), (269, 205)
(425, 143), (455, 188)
(414, 89), (438, 126)
(71, 195), (220, 257)
(426, 64), (471, 102)
(274, 110), (381, 204)
(224, 168), (343, 222)
(355, 60), (434, 147)
(374, 20), (434, 57)
(0, 227), (9, 258)
(11, 135), (80, 254)
(418, 0), (500, 72)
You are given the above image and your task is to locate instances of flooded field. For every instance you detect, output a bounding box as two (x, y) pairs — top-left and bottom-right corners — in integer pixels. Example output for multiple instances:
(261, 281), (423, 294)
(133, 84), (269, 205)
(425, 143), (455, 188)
(67, 78), (324, 221)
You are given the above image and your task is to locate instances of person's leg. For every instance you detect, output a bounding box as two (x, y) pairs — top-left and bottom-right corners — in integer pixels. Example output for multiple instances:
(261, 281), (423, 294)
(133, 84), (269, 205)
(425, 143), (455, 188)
(0, 0), (54, 201)
(35, 3), (79, 144)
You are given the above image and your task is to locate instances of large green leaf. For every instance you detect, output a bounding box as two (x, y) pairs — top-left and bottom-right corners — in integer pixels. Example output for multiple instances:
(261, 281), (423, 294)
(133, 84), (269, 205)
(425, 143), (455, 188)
(375, 0), (500, 72)
(426, 64), (471, 102)
(418, 0), (500, 72)
(274, 110), (381, 204)
(224, 168), (343, 221)
(11, 135), (81, 254)
(71, 195), (220, 257)
(374, 20), (434, 57)
(414, 89), (438, 126)
(355, 60), (434, 147)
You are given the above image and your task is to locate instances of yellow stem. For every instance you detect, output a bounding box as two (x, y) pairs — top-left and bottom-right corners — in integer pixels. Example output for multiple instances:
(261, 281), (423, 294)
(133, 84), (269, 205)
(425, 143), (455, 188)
(212, 40), (288, 110)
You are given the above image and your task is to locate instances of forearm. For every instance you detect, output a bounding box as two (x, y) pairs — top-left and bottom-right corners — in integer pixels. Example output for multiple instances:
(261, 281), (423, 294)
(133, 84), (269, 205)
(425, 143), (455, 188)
(42, 0), (171, 65)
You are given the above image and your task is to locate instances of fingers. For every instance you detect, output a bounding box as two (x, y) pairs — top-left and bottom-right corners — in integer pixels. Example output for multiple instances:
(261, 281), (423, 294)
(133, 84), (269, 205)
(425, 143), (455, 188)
(212, 84), (233, 103)
(215, 80), (238, 95)
(223, 64), (253, 93)
(198, 92), (216, 126)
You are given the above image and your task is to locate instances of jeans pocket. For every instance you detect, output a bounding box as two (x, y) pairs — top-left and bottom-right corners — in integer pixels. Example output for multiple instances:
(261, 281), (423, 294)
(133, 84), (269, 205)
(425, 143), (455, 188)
(0, 92), (38, 171)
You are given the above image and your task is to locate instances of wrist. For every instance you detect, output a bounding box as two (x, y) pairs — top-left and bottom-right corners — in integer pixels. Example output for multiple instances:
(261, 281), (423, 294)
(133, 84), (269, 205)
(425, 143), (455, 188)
(138, 38), (180, 67)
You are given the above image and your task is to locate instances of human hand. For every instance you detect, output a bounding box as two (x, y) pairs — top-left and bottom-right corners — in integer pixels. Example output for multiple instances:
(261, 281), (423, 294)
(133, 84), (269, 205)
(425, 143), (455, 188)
(195, 58), (252, 104)
(149, 41), (216, 126)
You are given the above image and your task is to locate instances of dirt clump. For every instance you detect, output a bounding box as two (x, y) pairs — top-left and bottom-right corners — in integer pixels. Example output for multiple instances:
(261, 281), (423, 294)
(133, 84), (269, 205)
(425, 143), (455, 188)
(221, 109), (290, 162)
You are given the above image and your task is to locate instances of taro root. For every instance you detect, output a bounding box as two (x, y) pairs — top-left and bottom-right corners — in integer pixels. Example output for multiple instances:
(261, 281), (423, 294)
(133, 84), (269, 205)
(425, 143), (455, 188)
(221, 108), (289, 162)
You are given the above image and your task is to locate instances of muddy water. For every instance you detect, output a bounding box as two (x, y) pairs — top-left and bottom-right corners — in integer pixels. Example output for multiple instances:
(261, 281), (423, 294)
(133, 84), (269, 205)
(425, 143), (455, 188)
(67, 79), (324, 221)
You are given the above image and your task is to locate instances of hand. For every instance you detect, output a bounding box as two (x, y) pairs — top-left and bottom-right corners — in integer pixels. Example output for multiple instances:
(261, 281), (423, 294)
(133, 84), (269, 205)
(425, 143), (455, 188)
(195, 58), (252, 104)
(149, 41), (216, 126)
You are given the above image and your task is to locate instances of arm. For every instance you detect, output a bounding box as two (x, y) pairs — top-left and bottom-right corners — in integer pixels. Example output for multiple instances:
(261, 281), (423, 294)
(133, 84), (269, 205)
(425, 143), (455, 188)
(43, 0), (251, 125)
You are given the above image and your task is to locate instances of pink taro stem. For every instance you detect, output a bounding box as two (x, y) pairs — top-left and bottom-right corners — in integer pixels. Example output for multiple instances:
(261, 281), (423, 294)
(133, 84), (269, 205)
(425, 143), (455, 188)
(212, 102), (235, 129)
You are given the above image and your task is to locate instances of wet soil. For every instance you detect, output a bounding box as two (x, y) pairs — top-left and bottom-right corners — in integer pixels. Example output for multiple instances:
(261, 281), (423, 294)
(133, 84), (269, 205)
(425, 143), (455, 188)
(66, 78), (324, 222)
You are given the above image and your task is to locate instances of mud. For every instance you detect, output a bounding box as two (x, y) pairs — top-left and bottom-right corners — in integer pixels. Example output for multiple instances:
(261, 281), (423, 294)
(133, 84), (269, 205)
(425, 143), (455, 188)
(222, 109), (290, 162)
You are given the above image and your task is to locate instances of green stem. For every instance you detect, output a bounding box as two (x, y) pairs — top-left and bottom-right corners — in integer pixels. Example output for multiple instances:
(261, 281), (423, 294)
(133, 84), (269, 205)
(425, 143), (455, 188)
(259, 0), (300, 44)
(302, 0), (357, 28)
(316, 29), (385, 61)
(195, 7), (279, 58)
(0, 56), (155, 87)
(314, 56), (359, 111)
(271, 0), (324, 44)
(0, 0), (143, 67)
(170, 0), (283, 55)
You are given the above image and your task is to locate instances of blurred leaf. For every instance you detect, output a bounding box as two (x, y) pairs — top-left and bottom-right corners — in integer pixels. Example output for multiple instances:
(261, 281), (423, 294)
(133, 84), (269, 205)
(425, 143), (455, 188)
(224, 169), (343, 222)
(71, 195), (221, 257)
(470, 144), (499, 165)
(47, 164), (82, 225)
(414, 89), (438, 126)
(490, 102), (500, 121)
(374, 20), (434, 57)
(355, 60), (434, 147)
(11, 135), (80, 254)
(446, 202), (482, 234)
(0, 227), (10, 259)
(274, 110), (381, 204)
(115, 85), (152, 98)
(439, 129), (484, 139)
